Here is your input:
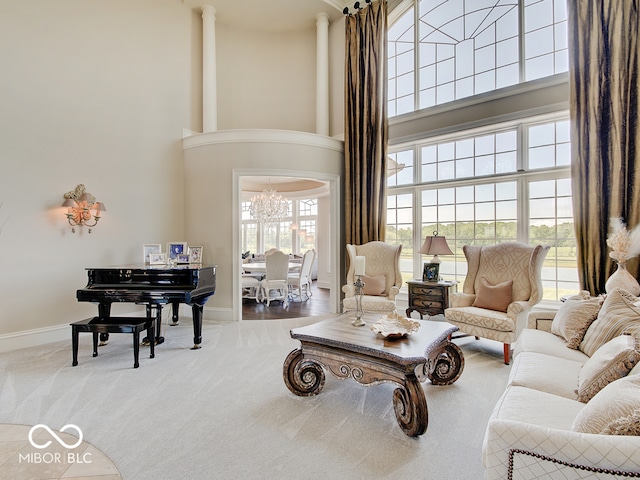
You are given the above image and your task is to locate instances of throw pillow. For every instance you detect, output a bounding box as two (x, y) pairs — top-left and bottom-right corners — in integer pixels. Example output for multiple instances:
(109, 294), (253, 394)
(576, 334), (640, 402)
(572, 373), (640, 435)
(472, 277), (513, 312)
(361, 274), (386, 296)
(579, 288), (640, 357)
(551, 297), (603, 349)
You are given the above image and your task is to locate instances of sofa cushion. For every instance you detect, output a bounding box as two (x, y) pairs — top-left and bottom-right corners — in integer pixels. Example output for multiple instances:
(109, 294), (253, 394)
(572, 373), (640, 435)
(509, 352), (583, 400)
(490, 385), (584, 430)
(513, 329), (590, 363)
(576, 335), (640, 403)
(361, 274), (386, 296)
(445, 306), (513, 332)
(579, 288), (640, 357)
(472, 277), (512, 312)
(551, 296), (603, 349)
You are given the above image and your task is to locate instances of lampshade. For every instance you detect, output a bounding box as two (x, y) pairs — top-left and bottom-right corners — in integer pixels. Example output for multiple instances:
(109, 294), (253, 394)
(420, 232), (453, 264)
(93, 202), (107, 212)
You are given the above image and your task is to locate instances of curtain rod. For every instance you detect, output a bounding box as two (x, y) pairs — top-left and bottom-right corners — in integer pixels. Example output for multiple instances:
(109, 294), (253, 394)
(343, 0), (373, 15)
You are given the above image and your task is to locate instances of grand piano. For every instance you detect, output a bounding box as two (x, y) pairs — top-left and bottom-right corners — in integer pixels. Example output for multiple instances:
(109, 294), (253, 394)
(77, 264), (216, 349)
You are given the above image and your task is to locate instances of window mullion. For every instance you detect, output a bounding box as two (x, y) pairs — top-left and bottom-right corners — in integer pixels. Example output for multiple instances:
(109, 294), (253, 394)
(518, 0), (525, 82)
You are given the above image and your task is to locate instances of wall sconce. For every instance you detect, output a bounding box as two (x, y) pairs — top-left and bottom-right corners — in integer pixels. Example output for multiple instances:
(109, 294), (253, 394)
(61, 184), (106, 233)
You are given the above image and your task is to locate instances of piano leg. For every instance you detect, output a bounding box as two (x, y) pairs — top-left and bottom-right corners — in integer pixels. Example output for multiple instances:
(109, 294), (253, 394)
(154, 305), (164, 345)
(191, 304), (203, 350)
(98, 302), (111, 345)
(170, 302), (180, 326)
(143, 304), (165, 346)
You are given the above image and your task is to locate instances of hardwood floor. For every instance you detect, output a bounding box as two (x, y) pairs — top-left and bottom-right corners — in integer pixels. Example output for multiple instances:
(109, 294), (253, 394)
(242, 281), (331, 320)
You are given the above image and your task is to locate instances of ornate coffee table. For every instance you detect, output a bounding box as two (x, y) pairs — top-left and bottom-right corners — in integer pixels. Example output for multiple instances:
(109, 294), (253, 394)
(283, 313), (464, 436)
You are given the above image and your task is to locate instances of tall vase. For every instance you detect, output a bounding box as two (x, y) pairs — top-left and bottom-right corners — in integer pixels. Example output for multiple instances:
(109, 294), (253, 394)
(605, 262), (640, 296)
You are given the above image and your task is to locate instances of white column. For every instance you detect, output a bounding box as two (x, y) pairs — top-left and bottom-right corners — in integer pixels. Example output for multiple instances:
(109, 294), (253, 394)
(315, 13), (330, 137)
(202, 5), (217, 132)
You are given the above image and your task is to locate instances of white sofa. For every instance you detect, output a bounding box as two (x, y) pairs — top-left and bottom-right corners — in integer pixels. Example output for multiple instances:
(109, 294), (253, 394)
(483, 292), (640, 480)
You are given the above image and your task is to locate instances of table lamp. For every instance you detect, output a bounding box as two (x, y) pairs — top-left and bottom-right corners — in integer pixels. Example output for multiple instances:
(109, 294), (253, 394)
(420, 231), (453, 281)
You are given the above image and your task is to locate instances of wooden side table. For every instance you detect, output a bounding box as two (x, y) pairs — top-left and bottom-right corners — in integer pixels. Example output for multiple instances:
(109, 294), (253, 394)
(406, 280), (458, 318)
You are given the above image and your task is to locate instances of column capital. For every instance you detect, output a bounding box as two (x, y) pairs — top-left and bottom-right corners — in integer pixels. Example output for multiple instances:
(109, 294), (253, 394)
(316, 12), (330, 24)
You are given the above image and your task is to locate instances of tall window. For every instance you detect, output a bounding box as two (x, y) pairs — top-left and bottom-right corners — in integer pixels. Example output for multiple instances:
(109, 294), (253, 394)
(387, 0), (574, 303)
(388, 0), (569, 116)
(388, 115), (578, 301)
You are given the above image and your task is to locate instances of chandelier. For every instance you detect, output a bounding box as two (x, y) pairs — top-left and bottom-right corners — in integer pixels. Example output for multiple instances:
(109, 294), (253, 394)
(249, 188), (289, 227)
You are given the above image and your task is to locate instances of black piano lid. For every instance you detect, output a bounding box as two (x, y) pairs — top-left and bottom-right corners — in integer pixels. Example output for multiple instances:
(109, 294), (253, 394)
(84, 264), (216, 271)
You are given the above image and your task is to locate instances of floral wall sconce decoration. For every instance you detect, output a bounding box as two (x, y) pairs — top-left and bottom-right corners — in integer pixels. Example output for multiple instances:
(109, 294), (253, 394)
(61, 184), (106, 233)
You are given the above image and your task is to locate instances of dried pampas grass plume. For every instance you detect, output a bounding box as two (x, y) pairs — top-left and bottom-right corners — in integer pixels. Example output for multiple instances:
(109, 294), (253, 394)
(607, 217), (640, 264)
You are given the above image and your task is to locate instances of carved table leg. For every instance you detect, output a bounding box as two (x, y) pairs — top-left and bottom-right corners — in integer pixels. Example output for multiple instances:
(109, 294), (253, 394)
(393, 374), (428, 437)
(282, 348), (326, 397)
(425, 341), (465, 385)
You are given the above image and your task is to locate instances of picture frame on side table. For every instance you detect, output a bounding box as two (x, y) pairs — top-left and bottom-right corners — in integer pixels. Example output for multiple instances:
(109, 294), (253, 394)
(188, 246), (203, 263)
(423, 263), (440, 282)
(143, 244), (161, 263)
(149, 253), (167, 265)
(167, 242), (187, 260)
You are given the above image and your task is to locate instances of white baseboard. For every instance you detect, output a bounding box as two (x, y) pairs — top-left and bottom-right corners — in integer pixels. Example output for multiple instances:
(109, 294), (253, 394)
(0, 324), (72, 353)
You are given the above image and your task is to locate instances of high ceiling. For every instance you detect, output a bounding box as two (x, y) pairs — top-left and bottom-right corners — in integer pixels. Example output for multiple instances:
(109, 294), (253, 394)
(242, 177), (329, 199)
(183, 0), (347, 32)
(182, 0), (404, 32)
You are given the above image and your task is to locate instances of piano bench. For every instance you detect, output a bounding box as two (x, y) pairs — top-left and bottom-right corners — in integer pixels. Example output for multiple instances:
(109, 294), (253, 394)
(71, 317), (155, 369)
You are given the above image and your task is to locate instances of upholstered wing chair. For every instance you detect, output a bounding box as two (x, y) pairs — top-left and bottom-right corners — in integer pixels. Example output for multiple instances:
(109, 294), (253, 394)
(342, 242), (403, 314)
(444, 242), (549, 364)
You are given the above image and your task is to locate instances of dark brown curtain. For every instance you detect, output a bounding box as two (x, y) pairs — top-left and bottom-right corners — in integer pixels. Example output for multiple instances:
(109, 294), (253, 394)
(344, 0), (388, 245)
(568, 0), (639, 294)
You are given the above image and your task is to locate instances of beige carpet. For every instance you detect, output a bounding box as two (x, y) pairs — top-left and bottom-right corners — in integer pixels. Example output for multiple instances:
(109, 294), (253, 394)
(0, 315), (510, 480)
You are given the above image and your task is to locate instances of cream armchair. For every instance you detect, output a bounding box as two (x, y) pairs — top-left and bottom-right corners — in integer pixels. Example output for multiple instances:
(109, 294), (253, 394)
(444, 242), (549, 364)
(342, 242), (403, 314)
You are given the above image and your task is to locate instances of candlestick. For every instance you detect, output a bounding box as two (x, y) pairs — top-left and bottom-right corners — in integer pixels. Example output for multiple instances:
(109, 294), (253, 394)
(354, 256), (366, 276)
(352, 275), (365, 326)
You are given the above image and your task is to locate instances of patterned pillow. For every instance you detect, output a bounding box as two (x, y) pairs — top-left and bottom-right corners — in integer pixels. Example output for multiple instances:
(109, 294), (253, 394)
(472, 277), (513, 312)
(551, 296), (603, 349)
(576, 334), (640, 402)
(572, 373), (640, 435)
(579, 288), (640, 357)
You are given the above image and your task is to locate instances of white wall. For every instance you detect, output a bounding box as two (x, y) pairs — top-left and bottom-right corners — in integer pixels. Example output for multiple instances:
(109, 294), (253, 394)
(216, 23), (317, 132)
(0, 0), (195, 346)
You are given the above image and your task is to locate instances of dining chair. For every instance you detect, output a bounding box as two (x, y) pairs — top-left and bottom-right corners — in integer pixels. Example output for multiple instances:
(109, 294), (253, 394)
(288, 249), (315, 301)
(260, 250), (290, 306)
(241, 273), (262, 303)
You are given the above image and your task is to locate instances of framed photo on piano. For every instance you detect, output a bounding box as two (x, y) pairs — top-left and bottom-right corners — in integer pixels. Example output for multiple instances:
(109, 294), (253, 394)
(188, 246), (203, 263)
(143, 244), (162, 263)
(149, 252), (166, 265)
(167, 242), (187, 260)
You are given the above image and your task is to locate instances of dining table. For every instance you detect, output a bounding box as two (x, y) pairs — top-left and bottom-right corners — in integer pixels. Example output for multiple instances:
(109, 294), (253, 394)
(242, 262), (301, 273)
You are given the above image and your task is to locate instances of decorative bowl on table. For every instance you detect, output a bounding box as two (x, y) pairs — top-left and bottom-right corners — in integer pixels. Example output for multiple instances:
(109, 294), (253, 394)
(370, 312), (420, 338)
